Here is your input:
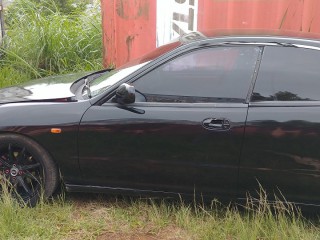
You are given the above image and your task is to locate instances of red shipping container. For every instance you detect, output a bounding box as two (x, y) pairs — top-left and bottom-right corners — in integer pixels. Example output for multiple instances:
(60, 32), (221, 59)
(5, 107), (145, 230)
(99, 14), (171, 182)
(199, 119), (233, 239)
(101, 0), (320, 67)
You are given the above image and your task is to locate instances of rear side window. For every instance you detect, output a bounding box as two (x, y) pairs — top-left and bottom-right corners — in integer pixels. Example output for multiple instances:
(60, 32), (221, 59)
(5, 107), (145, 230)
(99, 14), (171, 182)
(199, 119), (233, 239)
(252, 46), (320, 101)
(133, 46), (260, 103)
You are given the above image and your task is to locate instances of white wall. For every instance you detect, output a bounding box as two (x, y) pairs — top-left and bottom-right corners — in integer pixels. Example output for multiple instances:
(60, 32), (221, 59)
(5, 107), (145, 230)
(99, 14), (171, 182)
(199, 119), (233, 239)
(156, 0), (198, 47)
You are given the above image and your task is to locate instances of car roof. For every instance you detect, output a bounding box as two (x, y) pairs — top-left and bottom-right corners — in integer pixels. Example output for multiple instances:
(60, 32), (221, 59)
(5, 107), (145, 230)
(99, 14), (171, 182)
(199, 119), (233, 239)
(180, 29), (320, 47)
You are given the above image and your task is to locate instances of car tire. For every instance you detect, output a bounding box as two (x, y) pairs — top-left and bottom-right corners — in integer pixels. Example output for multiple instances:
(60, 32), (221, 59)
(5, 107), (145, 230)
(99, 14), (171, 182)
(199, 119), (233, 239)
(0, 134), (59, 207)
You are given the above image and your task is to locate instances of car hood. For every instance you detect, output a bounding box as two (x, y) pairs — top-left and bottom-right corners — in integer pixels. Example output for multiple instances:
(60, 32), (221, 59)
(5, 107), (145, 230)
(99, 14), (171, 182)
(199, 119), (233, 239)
(0, 72), (89, 104)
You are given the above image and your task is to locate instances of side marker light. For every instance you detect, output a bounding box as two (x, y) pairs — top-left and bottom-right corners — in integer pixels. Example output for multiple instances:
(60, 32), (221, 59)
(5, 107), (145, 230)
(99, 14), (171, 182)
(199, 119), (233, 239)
(51, 128), (62, 134)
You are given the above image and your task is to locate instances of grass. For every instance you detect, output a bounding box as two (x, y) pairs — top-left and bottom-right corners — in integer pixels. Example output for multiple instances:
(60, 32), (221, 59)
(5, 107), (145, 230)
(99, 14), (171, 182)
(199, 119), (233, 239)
(0, 188), (319, 240)
(0, 0), (103, 88)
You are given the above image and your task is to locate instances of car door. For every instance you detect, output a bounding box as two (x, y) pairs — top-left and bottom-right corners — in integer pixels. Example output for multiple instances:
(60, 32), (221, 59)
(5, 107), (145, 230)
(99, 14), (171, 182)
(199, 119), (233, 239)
(239, 46), (320, 204)
(78, 45), (260, 199)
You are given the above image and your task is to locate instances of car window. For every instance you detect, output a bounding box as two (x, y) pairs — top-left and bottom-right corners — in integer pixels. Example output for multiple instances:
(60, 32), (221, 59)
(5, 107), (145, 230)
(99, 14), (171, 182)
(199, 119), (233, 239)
(251, 46), (320, 101)
(133, 46), (260, 103)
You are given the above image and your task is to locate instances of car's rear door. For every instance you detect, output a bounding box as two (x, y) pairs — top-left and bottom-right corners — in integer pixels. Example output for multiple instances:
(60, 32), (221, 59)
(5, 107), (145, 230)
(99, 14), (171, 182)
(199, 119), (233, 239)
(78, 45), (260, 199)
(239, 46), (320, 204)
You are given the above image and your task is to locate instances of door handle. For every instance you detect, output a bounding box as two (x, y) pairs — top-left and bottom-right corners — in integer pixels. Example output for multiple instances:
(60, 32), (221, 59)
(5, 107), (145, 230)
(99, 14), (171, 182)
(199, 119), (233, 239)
(202, 118), (231, 131)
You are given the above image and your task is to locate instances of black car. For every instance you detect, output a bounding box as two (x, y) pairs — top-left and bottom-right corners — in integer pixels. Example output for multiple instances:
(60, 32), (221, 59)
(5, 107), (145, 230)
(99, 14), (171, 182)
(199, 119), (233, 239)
(1, 31), (320, 207)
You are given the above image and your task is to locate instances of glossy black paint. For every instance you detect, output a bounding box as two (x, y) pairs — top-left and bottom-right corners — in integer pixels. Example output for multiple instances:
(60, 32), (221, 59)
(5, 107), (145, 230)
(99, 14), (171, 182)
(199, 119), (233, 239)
(0, 33), (320, 206)
(79, 103), (247, 200)
(0, 101), (91, 184)
(240, 102), (320, 204)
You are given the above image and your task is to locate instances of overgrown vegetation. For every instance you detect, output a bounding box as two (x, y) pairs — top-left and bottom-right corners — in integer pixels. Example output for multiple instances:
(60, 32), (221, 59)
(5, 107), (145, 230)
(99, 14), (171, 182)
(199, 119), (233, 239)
(0, 188), (319, 239)
(0, 0), (102, 87)
(24, 0), (93, 14)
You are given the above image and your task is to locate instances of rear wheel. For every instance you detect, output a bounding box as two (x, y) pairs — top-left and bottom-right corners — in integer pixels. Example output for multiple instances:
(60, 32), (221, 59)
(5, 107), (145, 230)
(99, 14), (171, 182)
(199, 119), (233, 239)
(0, 134), (58, 206)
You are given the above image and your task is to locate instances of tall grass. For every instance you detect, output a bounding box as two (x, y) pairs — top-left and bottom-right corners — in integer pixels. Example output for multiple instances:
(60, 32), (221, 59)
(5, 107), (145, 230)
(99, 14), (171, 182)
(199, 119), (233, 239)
(0, 0), (103, 87)
(0, 190), (319, 239)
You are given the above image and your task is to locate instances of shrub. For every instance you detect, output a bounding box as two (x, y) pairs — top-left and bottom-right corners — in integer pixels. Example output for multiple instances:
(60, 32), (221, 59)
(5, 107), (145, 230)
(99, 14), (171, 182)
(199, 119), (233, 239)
(0, 0), (102, 86)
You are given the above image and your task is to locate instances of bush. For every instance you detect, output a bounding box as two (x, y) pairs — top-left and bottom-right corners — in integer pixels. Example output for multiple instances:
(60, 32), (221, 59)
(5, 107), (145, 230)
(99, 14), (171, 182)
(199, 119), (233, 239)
(0, 0), (103, 86)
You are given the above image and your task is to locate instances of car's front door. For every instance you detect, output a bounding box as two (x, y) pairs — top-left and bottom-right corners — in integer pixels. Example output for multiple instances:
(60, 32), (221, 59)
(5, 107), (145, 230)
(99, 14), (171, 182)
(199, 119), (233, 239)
(239, 46), (320, 204)
(78, 45), (260, 199)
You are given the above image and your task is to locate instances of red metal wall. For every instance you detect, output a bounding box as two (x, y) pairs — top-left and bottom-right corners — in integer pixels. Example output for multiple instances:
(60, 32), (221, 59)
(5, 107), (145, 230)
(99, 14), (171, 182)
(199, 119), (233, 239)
(197, 0), (320, 32)
(102, 0), (320, 67)
(101, 0), (156, 68)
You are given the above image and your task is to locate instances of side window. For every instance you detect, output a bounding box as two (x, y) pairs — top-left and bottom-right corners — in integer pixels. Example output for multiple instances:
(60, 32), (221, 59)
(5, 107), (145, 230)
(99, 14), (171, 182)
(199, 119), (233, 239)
(133, 46), (260, 103)
(252, 46), (320, 101)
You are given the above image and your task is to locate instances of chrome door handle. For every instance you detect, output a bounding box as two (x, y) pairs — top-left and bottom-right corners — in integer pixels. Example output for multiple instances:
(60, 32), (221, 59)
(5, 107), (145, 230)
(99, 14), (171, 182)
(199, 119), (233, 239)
(202, 118), (231, 131)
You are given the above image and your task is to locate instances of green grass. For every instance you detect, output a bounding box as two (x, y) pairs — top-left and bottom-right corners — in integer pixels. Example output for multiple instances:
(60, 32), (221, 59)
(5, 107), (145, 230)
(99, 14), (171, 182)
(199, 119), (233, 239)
(0, 190), (319, 240)
(0, 0), (103, 88)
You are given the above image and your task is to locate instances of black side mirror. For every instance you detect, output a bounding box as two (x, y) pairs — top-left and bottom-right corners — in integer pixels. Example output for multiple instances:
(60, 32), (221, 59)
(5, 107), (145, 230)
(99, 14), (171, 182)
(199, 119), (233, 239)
(115, 83), (135, 104)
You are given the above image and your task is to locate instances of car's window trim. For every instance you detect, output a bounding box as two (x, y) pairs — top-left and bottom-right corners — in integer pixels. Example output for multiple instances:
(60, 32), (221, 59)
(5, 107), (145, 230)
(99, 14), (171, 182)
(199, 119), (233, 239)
(245, 46), (264, 104)
(102, 101), (248, 109)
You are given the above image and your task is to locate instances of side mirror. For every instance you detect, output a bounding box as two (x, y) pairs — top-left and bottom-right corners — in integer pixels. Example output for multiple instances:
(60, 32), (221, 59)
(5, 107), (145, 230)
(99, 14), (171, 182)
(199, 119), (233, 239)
(115, 83), (135, 104)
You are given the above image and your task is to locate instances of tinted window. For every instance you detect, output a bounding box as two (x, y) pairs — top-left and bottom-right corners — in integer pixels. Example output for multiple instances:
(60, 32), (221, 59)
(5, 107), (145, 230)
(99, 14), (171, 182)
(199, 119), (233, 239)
(252, 46), (320, 101)
(133, 46), (260, 103)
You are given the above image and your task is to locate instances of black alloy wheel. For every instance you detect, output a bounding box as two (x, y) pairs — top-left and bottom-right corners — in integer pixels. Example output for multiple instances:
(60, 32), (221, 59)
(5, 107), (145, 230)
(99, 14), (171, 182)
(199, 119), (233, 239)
(0, 134), (58, 207)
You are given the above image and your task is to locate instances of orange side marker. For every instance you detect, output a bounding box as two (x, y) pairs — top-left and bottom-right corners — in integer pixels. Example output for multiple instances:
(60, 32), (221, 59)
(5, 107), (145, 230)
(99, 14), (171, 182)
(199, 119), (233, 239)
(51, 128), (62, 134)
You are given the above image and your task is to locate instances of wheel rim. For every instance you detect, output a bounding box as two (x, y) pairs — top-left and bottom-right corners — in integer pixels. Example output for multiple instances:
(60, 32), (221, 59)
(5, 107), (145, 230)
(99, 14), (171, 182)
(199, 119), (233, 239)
(0, 143), (42, 202)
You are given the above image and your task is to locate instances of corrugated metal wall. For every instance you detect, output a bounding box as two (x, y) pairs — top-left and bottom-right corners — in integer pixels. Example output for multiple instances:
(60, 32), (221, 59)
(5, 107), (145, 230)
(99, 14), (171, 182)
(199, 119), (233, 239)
(102, 0), (320, 67)
(101, 0), (156, 67)
(197, 0), (320, 32)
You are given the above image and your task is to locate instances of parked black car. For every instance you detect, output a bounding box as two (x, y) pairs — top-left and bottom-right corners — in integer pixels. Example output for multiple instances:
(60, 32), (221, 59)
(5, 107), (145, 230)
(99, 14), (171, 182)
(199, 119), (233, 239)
(1, 31), (320, 207)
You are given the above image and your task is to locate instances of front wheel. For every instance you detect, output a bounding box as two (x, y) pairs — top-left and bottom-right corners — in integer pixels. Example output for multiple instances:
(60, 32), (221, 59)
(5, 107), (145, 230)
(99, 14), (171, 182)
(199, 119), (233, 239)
(0, 134), (59, 206)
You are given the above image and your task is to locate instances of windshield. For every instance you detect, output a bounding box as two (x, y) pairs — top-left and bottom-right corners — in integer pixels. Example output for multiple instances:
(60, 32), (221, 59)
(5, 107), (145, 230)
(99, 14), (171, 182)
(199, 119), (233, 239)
(88, 62), (150, 97)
